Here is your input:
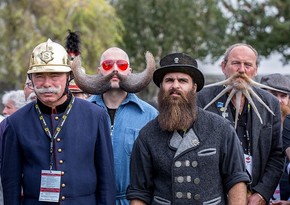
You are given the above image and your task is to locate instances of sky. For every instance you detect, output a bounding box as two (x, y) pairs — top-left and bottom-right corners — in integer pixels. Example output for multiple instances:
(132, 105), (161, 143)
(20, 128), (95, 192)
(199, 53), (290, 75)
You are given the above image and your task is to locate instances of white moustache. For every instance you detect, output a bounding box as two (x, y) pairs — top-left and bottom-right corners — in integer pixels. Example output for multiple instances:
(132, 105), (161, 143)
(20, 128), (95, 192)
(34, 86), (61, 94)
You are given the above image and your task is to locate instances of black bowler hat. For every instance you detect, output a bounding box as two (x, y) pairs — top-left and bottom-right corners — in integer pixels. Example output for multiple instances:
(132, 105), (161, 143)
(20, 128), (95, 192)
(153, 53), (205, 92)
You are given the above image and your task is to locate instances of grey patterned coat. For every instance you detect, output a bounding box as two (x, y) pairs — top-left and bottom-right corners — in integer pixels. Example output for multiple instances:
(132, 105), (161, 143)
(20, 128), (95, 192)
(127, 108), (250, 205)
(197, 85), (284, 202)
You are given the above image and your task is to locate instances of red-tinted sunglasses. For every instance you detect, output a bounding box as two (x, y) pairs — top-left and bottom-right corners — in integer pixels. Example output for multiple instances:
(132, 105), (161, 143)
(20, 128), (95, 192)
(101, 59), (129, 71)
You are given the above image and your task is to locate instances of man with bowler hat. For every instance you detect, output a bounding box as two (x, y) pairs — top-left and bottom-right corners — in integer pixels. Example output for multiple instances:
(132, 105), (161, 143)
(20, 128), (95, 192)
(126, 53), (250, 204)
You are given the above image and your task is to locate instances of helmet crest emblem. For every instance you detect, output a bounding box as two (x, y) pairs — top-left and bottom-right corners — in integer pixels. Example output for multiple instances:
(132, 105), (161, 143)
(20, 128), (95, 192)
(40, 47), (54, 64)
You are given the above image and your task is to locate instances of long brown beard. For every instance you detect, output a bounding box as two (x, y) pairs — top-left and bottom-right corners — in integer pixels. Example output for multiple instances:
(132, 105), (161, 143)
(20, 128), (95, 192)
(157, 87), (197, 132)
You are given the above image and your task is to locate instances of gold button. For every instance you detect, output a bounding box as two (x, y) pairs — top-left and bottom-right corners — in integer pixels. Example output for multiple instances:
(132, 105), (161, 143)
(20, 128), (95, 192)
(61, 171), (65, 176)
(59, 160), (63, 164)
(61, 196), (65, 200)
(61, 183), (66, 188)
(55, 116), (59, 120)
(56, 138), (61, 142)
(58, 148), (62, 153)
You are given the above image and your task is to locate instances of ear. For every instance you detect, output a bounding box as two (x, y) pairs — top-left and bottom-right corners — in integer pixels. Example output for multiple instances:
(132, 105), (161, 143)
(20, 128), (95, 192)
(193, 83), (197, 92)
(253, 67), (258, 76)
(221, 61), (227, 75)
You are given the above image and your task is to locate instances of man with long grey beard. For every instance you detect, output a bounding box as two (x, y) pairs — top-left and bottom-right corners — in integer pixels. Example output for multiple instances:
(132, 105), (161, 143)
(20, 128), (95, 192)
(126, 53), (250, 205)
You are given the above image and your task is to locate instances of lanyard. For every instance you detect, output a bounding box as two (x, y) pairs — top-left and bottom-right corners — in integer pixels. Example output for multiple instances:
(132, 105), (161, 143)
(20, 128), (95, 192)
(231, 101), (252, 155)
(238, 103), (252, 155)
(35, 96), (75, 170)
(245, 103), (252, 156)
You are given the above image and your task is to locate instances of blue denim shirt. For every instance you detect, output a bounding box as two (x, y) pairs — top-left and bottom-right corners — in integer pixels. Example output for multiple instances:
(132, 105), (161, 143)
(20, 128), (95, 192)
(89, 93), (158, 205)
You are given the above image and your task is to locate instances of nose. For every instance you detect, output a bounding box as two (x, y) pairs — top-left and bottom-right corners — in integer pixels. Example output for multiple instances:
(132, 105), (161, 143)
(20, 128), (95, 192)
(277, 96), (284, 105)
(237, 64), (246, 73)
(112, 62), (119, 72)
(171, 79), (180, 89)
(2, 107), (8, 116)
(42, 76), (53, 87)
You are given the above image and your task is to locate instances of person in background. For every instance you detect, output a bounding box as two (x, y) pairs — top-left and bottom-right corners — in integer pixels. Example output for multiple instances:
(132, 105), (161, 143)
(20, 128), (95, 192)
(68, 79), (87, 99)
(2, 90), (26, 117)
(260, 73), (290, 123)
(0, 86), (27, 205)
(71, 46), (158, 205)
(260, 74), (290, 204)
(126, 53), (250, 204)
(24, 76), (36, 102)
(197, 43), (284, 205)
(1, 39), (115, 204)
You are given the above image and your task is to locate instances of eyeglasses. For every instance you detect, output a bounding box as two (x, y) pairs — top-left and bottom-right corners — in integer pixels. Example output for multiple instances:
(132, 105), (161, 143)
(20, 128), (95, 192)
(25, 82), (33, 90)
(101, 60), (129, 71)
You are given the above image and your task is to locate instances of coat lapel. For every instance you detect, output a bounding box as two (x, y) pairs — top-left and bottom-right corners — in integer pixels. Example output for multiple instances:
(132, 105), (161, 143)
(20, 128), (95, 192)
(170, 129), (200, 158)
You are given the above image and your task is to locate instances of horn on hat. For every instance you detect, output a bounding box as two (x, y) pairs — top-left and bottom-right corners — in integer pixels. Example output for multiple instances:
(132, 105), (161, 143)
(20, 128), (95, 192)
(118, 51), (156, 93)
(70, 56), (113, 95)
(65, 30), (112, 94)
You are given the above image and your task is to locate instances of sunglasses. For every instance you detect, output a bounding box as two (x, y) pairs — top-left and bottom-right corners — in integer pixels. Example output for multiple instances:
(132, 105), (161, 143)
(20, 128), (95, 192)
(101, 59), (129, 71)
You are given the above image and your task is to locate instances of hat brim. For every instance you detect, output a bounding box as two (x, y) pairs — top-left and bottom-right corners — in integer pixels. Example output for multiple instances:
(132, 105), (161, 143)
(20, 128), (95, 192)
(153, 64), (204, 92)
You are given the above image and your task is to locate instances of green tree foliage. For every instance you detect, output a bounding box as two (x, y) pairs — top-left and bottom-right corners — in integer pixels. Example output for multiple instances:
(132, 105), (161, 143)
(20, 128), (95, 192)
(0, 0), (123, 91)
(221, 0), (290, 64)
(111, 0), (228, 99)
(112, 0), (228, 66)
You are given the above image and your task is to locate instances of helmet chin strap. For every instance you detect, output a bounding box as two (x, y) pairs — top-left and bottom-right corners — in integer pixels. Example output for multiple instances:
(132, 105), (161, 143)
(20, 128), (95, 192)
(54, 74), (71, 102)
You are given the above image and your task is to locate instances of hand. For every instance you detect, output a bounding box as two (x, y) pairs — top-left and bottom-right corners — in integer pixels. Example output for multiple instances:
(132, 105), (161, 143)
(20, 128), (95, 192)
(271, 200), (290, 205)
(248, 193), (266, 205)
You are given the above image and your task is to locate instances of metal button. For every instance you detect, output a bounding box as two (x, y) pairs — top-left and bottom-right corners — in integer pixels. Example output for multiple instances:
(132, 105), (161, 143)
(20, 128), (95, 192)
(175, 161), (182, 167)
(59, 160), (63, 164)
(177, 176), (184, 183)
(194, 178), (200, 184)
(61, 196), (65, 200)
(56, 138), (61, 142)
(58, 148), (62, 153)
(61, 183), (66, 188)
(185, 160), (190, 166)
(55, 116), (59, 120)
(61, 171), (65, 176)
(191, 161), (198, 167)
(186, 176), (191, 182)
(194, 194), (200, 200)
(176, 192), (183, 198)
(187, 192), (192, 199)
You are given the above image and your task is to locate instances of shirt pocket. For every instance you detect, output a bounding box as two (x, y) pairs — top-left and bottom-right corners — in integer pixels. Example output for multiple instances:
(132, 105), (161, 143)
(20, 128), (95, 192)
(124, 127), (140, 155)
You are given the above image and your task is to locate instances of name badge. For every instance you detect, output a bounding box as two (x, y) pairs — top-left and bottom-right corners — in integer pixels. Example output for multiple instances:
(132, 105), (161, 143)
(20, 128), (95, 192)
(244, 154), (252, 176)
(39, 170), (61, 202)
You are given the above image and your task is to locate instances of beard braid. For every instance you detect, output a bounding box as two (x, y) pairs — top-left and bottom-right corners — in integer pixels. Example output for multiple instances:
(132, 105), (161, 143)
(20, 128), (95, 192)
(157, 88), (197, 132)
